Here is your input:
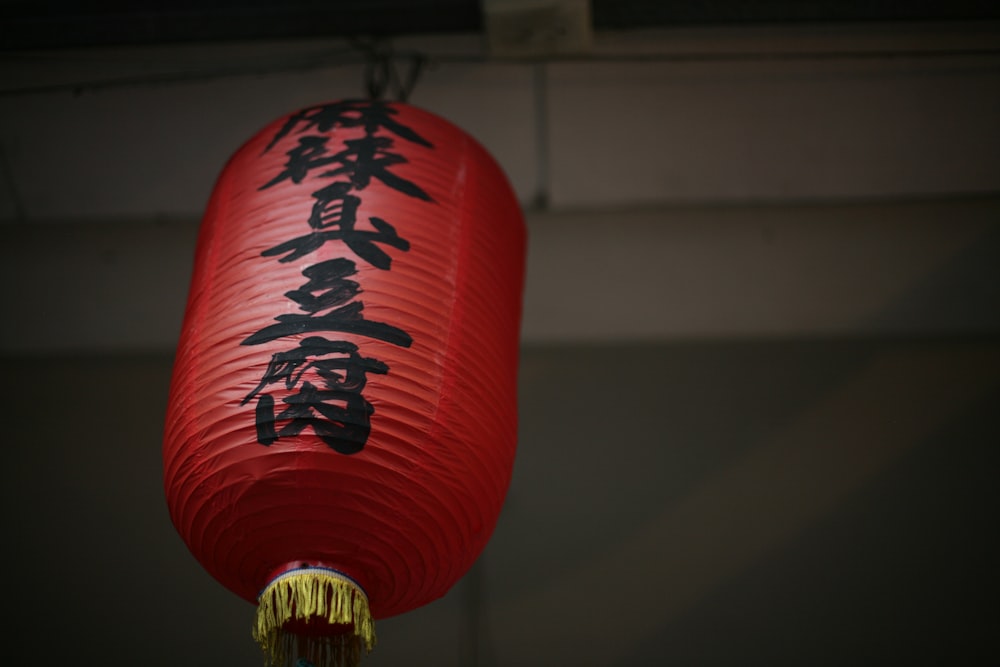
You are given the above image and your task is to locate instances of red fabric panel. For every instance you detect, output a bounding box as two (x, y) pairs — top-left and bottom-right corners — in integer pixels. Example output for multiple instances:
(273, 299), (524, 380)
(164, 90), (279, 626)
(163, 101), (525, 619)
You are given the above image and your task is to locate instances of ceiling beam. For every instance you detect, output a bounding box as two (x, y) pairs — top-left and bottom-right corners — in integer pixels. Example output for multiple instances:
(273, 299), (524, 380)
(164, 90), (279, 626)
(2, 1), (999, 50)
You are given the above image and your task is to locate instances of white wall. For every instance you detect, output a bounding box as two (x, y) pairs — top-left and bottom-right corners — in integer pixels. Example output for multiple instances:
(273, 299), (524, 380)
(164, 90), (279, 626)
(1, 23), (998, 352)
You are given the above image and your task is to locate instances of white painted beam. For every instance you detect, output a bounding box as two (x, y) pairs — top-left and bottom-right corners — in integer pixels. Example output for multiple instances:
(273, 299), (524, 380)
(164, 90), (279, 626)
(2, 197), (997, 354)
(2, 24), (998, 224)
(521, 197), (1000, 342)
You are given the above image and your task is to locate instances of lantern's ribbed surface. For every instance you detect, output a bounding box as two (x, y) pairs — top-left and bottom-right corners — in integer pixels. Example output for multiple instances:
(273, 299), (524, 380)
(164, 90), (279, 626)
(163, 101), (525, 624)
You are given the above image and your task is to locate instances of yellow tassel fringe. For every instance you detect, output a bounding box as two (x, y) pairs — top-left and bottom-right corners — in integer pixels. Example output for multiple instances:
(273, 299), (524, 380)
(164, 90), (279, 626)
(253, 568), (376, 667)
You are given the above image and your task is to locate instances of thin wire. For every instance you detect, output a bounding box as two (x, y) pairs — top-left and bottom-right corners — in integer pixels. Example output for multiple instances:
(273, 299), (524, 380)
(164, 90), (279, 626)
(1, 46), (998, 97)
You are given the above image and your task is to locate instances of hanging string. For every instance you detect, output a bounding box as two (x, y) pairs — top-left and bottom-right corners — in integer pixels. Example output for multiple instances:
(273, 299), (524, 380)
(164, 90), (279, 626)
(358, 38), (426, 102)
(364, 51), (391, 100)
(394, 53), (426, 103)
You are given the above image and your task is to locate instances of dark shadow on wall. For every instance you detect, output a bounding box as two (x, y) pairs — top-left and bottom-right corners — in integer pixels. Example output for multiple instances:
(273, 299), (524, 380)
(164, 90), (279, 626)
(864, 221), (1000, 336)
(3, 338), (999, 666)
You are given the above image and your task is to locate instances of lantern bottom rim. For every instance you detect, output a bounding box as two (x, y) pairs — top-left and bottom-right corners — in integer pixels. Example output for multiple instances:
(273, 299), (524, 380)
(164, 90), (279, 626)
(258, 562), (369, 601)
(253, 564), (376, 666)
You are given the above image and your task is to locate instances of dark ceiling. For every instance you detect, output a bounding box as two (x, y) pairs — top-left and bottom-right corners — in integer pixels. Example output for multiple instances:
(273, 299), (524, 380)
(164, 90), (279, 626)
(2, 0), (1000, 50)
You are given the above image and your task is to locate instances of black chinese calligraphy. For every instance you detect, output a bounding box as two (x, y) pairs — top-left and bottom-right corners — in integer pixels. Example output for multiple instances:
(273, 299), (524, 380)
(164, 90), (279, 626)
(243, 336), (389, 455)
(242, 100), (432, 453)
(242, 259), (412, 347)
(260, 181), (409, 268)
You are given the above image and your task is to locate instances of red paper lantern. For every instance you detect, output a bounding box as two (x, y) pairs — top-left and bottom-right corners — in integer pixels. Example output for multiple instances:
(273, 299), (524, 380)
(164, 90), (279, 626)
(163, 100), (525, 666)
